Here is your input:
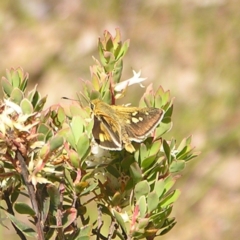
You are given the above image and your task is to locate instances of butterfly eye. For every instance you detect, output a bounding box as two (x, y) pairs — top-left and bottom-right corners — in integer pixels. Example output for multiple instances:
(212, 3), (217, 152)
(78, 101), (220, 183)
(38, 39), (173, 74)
(90, 102), (95, 110)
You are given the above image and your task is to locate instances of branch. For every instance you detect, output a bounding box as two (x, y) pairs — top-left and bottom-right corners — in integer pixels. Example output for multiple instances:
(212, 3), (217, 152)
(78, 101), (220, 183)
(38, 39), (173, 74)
(16, 150), (44, 240)
(108, 220), (117, 240)
(97, 204), (103, 240)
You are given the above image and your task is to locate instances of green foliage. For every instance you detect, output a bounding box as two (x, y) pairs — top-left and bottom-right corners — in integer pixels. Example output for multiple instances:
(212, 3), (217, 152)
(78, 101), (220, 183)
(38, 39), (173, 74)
(0, 30), (199, 239)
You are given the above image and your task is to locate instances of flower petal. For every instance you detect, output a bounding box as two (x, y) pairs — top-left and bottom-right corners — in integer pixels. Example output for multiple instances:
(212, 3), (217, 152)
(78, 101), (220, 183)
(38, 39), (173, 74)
(114, 70), (147, 92)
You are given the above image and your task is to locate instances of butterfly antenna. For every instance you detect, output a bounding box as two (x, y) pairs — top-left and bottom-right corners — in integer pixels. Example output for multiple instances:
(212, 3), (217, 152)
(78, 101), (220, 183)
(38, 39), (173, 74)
(62, 97), (78, 102)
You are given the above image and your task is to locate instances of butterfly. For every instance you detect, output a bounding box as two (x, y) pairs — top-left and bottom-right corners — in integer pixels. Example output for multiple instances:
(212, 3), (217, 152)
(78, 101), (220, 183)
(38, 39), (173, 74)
(91, 99), (164, 153)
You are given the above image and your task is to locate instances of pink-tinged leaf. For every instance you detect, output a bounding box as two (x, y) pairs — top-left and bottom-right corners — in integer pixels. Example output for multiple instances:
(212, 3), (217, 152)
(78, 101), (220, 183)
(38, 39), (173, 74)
(130, 205), (139, 231)
(50, 208), (77, 229)
(62, 208), (77, 228)
(1, 77), (13, 96)
(68, 149), (80, 168)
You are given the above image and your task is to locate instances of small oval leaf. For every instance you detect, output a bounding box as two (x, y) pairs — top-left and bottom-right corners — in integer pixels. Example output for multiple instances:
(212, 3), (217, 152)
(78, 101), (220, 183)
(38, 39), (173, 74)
(49, 135), (64, 152)
(14, 202), (36, 216)
(134, 180), (150, 201)
(20, 98), (33, 114)
(169, 160), (186, 173)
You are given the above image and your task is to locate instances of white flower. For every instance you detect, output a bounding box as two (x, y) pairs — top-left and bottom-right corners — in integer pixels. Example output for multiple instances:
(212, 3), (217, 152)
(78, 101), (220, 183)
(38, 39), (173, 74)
(85, 141), (112, 167)
(4, 99), (22, 114)
(114, 70), (147, 92)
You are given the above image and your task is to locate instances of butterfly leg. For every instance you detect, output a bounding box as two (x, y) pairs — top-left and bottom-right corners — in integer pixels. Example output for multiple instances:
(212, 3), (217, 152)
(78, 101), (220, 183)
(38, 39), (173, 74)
(122, 132), (135, 153)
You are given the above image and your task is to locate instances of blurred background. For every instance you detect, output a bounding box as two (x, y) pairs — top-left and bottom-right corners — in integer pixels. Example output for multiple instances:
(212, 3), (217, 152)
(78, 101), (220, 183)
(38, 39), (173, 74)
(0, 0), (239, 239)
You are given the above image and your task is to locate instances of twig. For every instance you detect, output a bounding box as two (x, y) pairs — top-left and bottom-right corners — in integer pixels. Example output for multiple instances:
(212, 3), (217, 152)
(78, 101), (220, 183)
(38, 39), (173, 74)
(92, 228), (107, 240)
(16, 150), (44, 240)
(57, 183), (64, 240)
(97, 204), (103, 240)
(107, 220), (117, 240)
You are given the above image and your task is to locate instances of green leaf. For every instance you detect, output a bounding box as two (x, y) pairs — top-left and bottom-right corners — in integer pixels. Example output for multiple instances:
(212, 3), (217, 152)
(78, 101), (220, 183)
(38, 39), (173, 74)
(78, 224), (92, 239)
(130, 162), (143, 184)
(138, 218), (149, 230)
(139, 143), (149, 162)
(106, 165), (121, 179)
(141, 155), (157, 170)
(39, 144), (50, 159)
(155, 118), (172, 138)
(98, 203), (113, 217)
(38, 123), (51, 136)
(149, 139), (161, 156)
(11, 70), (20, 87)
(169, 160), (186, 173)
(66, 130), (76, 149)
(134, 148), (140, 162)
(76, 133), (90, 159)
(64, 168), (74, 191)
(159, 218), (177, 235)
(154, 179), (165, 198)
(150, 205), (173, 224)
(164, 176), (176, 193)
(42, 195), (50, 224)
(27, 85), (37, 102)
(147, 192), (159, 213)
(31, 91), (40, 107)
(177, 137), (190, 152)
(6, 212), (37, 238)
(160, 189), (181, 207)
(112, 209), (127, 233)
(134, 180), (150, 201)
(1, 77), (13, 96)
(46, 185), (60, 212)
(71, 116), (85, 142)
(10, 88), (24, 104)
(77, 235), (90, 240)
(11, 188), (20, 203)
(176, 145), (188, 159)
(112, 60), (123, 83)
(162, 140), (171, 164)
(49, 135), (63, 152)
(138, 196), (147, 218)
(69, 150), (80, 168)
(56, 106), (65, 125)
(34, 95), (47, 111)
(14, 202), (36, 216)
(20, 98), (33, 114)
(161, 90), (171, 106)
(111, 191), (122, 206)
(80, 182), (98, 196)
(75, 181), (89, 194)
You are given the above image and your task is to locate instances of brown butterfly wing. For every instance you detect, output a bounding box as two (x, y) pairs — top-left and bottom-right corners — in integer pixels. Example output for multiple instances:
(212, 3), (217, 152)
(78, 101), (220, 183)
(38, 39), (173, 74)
(92, 115), (122, 150)
(122, 108), (164, 142)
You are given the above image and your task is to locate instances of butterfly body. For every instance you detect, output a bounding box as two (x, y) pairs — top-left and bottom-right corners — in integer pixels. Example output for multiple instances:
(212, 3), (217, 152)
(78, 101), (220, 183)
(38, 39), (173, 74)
(91, 99), (164, 153)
